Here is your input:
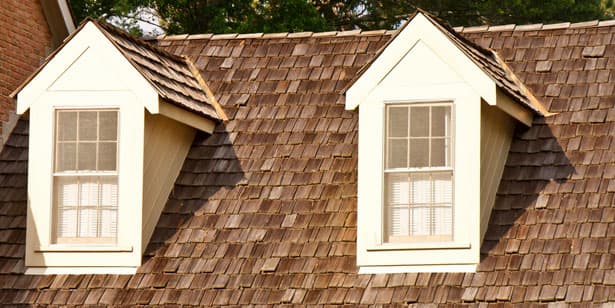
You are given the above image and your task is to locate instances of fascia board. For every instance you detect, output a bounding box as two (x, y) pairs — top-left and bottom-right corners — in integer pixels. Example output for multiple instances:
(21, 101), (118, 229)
(159, 100), (216, 133)
(495, 89), (534, 127)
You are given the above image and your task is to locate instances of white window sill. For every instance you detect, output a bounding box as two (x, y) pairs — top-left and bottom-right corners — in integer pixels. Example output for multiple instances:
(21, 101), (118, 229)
(367, 241), (471, 251)
(35, 245), (133, 253)
(359, 263), (476, 274)
(25, 266), (137, 275)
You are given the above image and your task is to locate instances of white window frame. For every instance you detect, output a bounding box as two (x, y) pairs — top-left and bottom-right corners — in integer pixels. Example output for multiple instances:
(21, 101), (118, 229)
(51, 108), (120, 245)
(383, 102), (454, 244)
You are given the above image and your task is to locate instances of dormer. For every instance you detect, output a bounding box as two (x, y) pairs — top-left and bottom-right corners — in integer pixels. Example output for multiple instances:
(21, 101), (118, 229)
(346, 11), (548, 273)
(11, 19), (225, 274)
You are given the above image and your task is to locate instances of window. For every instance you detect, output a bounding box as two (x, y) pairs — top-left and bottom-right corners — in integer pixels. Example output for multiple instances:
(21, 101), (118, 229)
(53, 109), (119, 244)
(384, 103), (453, 243)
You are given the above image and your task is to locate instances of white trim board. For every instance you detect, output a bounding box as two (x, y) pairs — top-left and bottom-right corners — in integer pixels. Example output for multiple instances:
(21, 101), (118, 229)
(25, 266), (138, 275)
(359, 264), (477, 274)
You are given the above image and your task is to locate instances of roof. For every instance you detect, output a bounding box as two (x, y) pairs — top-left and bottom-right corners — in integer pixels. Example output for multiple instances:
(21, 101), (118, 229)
(1, 17), (615, 305)
(11, 18), (224, 122)
(345, 9), (548, 115)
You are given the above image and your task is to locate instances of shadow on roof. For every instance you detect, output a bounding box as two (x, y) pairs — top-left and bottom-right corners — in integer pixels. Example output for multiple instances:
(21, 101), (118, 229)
(479, 119), (575, 269)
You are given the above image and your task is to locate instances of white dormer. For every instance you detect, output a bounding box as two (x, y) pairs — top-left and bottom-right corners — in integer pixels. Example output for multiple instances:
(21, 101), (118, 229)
(346, 11), (546, 273)
(12, 19), (223, 274)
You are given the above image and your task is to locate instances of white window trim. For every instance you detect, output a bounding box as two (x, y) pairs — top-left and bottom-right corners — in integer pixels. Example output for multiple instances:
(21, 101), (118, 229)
(25, 266), (137, 275)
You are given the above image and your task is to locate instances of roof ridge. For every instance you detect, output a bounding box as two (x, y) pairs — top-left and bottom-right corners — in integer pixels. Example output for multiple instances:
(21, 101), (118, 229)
(455, 19), (615, 33)
(91, 18), (189, 64)
(151, 29), (398, 41)
(149, 18), (615, 41)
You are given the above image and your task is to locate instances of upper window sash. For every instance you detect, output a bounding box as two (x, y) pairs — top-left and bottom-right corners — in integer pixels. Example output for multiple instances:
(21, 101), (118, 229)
(384, 102), (453, 171)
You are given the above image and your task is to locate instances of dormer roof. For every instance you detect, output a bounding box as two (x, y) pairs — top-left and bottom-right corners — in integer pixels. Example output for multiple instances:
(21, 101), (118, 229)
(346, 10), (550, 121)
(12, 18), (226, 122)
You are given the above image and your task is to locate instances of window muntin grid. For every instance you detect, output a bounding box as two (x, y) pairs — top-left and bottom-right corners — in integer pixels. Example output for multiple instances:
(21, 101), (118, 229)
(384, 103), (453, 243)
(53, 109), (119, 244)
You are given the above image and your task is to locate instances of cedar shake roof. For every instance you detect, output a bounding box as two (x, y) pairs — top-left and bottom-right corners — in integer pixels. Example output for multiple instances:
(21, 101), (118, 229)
(420, 12), (548, 115)
(2, 18), (615, 305)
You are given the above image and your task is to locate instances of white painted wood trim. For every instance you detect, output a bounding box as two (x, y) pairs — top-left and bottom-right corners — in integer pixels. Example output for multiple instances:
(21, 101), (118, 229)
(159, 101), (216, 133)
(496, 89), (534, 126)
(35, 245), (133, 252)
(25, 266), (137, 275)
(367, 242), (471, 251)
(57, 0), (76, 33)
(359, 264), (477, 274)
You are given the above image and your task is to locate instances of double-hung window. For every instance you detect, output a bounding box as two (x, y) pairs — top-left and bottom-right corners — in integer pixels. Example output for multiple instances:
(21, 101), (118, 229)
(384, 103), (453, 243)
(53, 109), (119, 244)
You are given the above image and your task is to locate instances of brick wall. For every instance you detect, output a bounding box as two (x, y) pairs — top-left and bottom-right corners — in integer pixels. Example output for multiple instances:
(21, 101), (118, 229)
(0, 0), (52, 123)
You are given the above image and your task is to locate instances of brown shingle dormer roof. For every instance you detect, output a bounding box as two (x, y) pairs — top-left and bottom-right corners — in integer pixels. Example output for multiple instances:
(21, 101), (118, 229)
(0, 17), (615, 304)
(11, 18), (225, 122)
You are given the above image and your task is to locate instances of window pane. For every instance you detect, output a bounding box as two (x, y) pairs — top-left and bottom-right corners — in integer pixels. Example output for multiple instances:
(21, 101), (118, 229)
(56, 143), (76, 172)
(410, 173), (431, 204)
(100, 177), (118, 206)
(56, 176), (78, 206)
(389, 206), (409, 237)
(432, 106), (451, 137)
(100, 208), (118, 238)
(387, 173), (409, 205)
(79, 177), (99, 206)
(388, 107), (408, 137)
(409, 139), (428, 167)
(431, 138), (448, 167)
(78, 143), (97, 171)
(388, 139), (407, 168)
(55, 176), (79, 238)
(410, 107), (429, 137)
(78, 111), (97, 141)
(58, 208), (77, 238)
(57, 112), (77, 141)
(434, 207), (453, 235)
(79, 207), (98, 237)
(433, 172), (453, 204)
(99, 111), (118, 141)
(98, 142), (117, 171)
(411, 207), (430, 236)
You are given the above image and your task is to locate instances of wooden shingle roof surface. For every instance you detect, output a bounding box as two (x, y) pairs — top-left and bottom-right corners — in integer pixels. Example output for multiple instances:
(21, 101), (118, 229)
(90, 19), (223, 121)
(1, 20), (615, 305)
(11, 18), (223, 121)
